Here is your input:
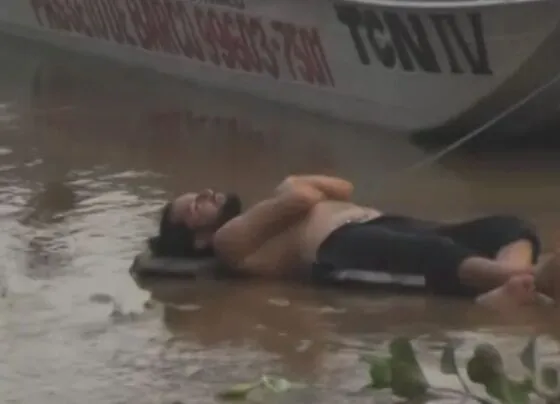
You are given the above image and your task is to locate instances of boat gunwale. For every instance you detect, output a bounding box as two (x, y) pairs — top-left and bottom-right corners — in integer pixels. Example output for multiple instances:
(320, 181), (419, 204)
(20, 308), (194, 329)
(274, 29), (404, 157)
(336, 0), (556, 10)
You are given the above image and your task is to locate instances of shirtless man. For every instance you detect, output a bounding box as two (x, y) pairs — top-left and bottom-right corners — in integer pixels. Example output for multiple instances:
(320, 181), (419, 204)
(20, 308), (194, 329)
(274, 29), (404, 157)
(148, 174), (560, 307)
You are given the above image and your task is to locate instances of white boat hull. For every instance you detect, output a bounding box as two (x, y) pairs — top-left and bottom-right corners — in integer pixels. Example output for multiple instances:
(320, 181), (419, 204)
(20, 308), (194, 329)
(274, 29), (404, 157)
(1, 0), (560, 138)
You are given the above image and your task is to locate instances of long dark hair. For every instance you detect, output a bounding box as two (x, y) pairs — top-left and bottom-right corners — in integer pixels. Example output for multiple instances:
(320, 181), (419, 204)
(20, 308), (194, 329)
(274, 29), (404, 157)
(148, 202), (214, 258)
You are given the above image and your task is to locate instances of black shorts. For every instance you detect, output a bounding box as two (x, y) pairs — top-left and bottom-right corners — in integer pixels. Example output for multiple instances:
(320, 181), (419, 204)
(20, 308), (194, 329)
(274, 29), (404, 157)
(313, 214), (541, 297)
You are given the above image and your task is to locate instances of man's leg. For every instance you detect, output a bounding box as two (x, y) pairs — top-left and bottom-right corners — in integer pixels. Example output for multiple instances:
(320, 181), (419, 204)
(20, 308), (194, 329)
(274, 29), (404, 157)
(534, 249), (560, 300)
(495, 240), (535, 266)
(456, 235), (557, 308)
(437, 216), (551, 307)
(474, 240), (541, 307)
(435, 215), (542, 292)
(455, 256), (532, 292)
(315, 218), (535, 297)
(456, 239), (535, 291)
(475, 274), (541, 308)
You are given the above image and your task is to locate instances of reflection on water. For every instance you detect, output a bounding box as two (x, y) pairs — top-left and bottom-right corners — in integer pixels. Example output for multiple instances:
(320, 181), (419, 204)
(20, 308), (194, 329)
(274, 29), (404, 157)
(2, 32), (560, 403)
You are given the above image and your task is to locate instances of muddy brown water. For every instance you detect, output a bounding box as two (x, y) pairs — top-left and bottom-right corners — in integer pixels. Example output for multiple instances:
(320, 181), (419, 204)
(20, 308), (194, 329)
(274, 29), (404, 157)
(2, 33), (560, 404)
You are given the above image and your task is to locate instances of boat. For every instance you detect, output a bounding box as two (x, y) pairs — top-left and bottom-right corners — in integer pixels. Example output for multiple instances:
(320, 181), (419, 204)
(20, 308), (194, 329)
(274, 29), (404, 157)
(1, 0), (559, 142)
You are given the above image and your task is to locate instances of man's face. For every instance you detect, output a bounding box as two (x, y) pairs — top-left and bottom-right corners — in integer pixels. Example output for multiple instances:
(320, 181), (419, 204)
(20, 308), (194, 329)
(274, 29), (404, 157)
(172, 189), (241, 230)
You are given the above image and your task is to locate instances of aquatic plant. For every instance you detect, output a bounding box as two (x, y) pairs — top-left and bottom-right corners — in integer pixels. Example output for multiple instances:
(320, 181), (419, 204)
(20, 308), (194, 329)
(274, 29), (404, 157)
(216, 375), (304, 400)
(363, 336), (556, 404)
(217, 336), (560, 403)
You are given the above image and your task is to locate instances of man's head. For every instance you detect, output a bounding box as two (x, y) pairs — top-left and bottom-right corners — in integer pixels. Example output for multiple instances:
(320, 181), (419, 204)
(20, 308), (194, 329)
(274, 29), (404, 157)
(149, 189), (242, 258)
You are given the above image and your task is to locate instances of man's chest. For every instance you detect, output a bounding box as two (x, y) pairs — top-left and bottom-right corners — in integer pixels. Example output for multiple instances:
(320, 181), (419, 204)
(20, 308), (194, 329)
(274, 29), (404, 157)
(241, 226), (305, 276)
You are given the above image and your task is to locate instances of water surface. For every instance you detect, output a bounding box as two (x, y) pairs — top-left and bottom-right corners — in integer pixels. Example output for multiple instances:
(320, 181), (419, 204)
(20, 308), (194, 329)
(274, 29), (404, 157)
(2, 33), (560, 404)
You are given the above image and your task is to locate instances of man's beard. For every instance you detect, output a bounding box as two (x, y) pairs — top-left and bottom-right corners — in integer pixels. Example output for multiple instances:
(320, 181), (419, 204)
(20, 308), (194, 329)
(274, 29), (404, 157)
(216, 193), (242, 227)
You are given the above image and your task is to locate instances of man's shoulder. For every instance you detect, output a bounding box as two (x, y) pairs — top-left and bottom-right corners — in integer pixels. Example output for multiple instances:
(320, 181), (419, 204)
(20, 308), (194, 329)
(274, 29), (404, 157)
(213, 217), (242, 247)
(211, 216), (249, 262)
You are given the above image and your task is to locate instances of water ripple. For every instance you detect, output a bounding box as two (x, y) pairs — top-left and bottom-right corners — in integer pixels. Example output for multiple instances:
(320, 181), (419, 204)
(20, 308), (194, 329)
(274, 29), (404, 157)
(1, 33), (560, 404)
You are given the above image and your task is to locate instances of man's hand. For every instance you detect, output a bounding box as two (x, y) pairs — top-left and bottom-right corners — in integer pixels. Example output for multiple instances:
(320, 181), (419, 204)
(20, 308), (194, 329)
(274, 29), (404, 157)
(275, 175), (354, 201)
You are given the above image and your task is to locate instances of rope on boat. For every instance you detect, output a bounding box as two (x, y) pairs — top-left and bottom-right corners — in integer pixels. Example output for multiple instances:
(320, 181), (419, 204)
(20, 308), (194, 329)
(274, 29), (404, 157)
(398, 67), (560, 176)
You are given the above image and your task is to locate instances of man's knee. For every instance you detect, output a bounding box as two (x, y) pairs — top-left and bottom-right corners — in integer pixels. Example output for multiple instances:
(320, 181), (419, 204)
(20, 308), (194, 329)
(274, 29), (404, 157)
(484, 215), (541, 262)
(496, 240), (535, 266)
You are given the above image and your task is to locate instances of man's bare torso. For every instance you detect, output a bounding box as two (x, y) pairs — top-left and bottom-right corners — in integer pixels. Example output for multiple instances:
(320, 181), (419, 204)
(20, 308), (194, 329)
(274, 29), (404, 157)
(236, 200), (381, 277)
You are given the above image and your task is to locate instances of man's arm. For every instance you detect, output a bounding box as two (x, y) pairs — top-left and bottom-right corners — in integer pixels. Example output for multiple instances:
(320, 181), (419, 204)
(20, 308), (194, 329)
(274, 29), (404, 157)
(275, 175), (354, 201)
(213, 185), (324, 268)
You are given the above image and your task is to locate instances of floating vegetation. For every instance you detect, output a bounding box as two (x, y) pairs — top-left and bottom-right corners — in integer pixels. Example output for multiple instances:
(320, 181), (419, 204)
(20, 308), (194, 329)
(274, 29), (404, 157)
(217, 336), (560, 403)
(217, 375), (305, 401)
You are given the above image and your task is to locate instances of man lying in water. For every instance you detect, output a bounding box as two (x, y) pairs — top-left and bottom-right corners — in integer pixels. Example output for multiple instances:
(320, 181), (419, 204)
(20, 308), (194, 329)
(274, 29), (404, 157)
(148, 174), (560, 308)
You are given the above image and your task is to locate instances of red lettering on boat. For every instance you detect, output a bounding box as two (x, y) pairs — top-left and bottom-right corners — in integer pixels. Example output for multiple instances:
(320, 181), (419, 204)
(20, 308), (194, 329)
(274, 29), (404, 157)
(28, 0), (335, 87)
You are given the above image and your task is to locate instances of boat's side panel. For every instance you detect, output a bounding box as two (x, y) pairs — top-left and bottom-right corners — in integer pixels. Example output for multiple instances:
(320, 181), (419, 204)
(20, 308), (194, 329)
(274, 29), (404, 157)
(327, 0), (559, 128)
(0, 0), (558, 132)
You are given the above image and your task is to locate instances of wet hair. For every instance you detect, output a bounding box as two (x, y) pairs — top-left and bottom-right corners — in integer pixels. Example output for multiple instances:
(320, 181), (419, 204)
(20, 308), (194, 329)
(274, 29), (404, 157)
(148, 202), (214, 258)
(148, 193), (242, 259)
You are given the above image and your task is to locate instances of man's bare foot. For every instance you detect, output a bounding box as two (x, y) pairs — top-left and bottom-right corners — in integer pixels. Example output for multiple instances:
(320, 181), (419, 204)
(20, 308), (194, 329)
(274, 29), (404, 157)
(534, 250), (560, 301)
(476, 274), (540, 309)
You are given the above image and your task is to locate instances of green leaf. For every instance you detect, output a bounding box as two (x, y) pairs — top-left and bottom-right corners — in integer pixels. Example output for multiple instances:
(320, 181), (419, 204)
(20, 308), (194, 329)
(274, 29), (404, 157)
(503, 379), (532, 404)
(467, 344), (531, 404)
(366, 356), (392, 389)
(216, 382), (260, 401)
(388, 337), (429, 399)
(390, 361), (430, 399)
(389, 337), (418, 362)
(541, 366), (559, 392)
(520, 337), (536, 373)
(261, 376), (304, 393)
(520, 376), (534, 391)
(441, 341), (459, 375)
(466, 343), (504, 384)
(475, 398), (496, 404)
